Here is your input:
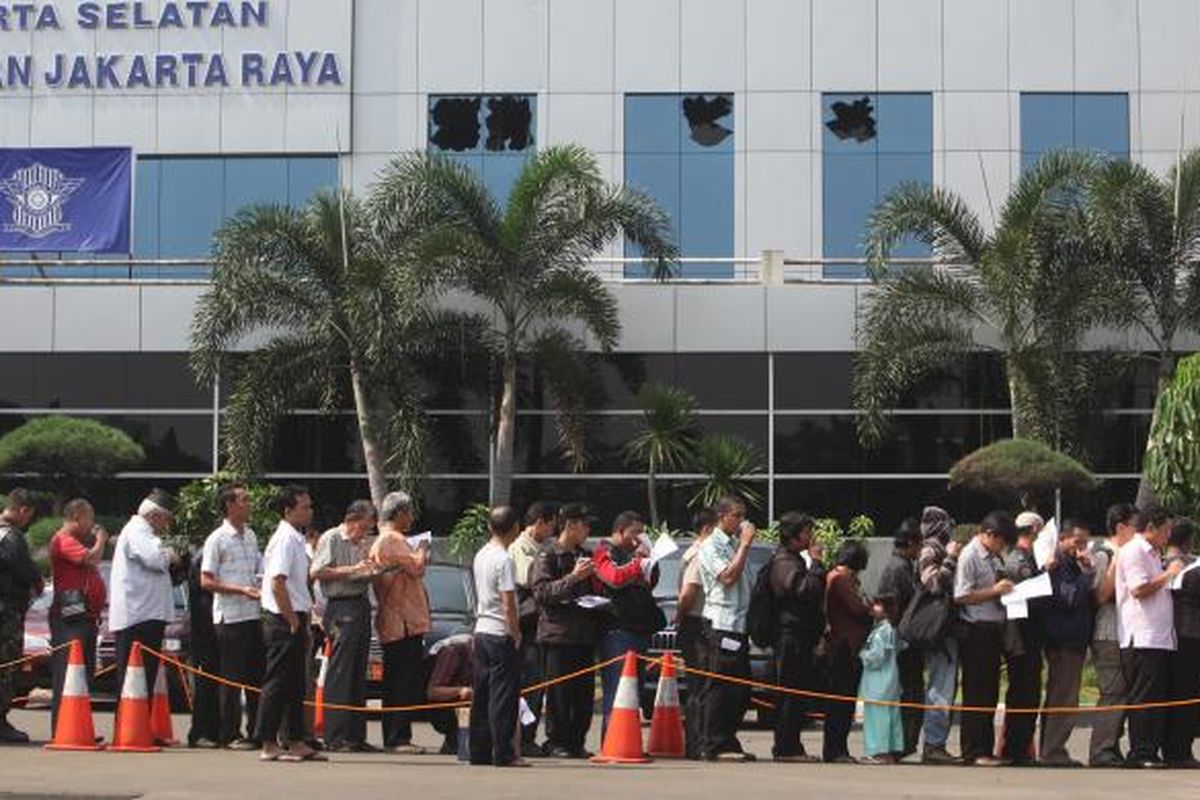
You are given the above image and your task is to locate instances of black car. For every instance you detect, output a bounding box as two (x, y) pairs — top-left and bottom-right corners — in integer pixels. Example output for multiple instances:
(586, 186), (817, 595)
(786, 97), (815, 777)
(642, 542), (778, 726)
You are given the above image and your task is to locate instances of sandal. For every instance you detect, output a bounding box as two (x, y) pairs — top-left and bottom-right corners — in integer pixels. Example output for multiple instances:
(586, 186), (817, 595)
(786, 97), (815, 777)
(259, 751), (281, 762)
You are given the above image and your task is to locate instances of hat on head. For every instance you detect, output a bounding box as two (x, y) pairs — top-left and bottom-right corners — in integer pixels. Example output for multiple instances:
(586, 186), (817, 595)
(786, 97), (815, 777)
(559, 502), (597, 526)
(1015, 511), (1045, 532)
(919, 506), (954, 542)
(145, 488), (176, 515)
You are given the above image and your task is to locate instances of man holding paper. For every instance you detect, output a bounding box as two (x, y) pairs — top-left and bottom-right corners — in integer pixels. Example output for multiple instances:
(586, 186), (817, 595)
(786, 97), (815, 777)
(593, 511), (664, 738)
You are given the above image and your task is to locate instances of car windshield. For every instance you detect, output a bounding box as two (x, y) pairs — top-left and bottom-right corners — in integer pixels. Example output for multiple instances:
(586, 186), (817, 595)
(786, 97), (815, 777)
(425, 565), (472, 614)
(651, 541), (774, 600)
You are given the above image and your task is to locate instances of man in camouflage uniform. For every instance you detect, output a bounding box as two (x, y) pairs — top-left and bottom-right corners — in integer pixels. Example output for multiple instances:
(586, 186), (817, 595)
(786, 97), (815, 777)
(0, 488), (42, 744)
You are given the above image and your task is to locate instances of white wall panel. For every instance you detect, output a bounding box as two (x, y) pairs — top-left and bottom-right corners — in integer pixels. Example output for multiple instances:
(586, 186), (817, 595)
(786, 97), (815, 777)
(812, 0), (875, 90)
(943, 0), (1008, 91)
(220, 93), (286, 152)
(942, 151), (1012, 233)
(614, 0), (679, 90)
(676, 285), (767, 351)
(139, 285), (202, 351)
(681, 0), (745, 91)
(745, 0), (811, 91)
(547, 0), (614, 93)
(418, 0), (484, 92)
(611, 285), (677, 351)
(744, 92), (812, 152)
(877, 0), (941, 91)
(353, 0), (417, 94)
(546, 94), (616, 153)
(0, 288), (54, 352)
(95, 94), (157, 151)
(745, 151), (812, 258)
(285, 94), (350, 151)
(30, 96), (95, 147)
(1137, 92), (1200, 153)
(1074, 0), (1137, 91)
(1008, 0), (1073, 91)
(483, 0), (546, 91)
(941, 92), (1012, 152)
(1138, 0), (1200, 92)
(352, 93), (420, 154)
(766, 284), (856, 351)
(156, 94), (220, 152)
(0, 98), (33, 148)
(54, 287), (140, 351)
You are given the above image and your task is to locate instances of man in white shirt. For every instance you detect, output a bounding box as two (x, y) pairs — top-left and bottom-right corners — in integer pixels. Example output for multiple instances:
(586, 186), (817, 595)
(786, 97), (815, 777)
(253, 485), (324, 763)
(109, 489), (180, 713)
(469, 506), (527, 768)
(200, 483), (263, 749)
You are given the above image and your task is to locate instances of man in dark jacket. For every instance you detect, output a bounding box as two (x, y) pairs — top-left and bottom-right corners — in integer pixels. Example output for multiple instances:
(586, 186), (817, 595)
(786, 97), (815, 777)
(1164, 518), (1200, 767)
(768, 511), (826, 762)
(1000, 511), (1044, 765)
(530, 503), (598, 758)
(188, 548), (221, 747)
(1036, 518), (1094, 767)
(876, 517), (922, 758)
(0, 489), (41, 744)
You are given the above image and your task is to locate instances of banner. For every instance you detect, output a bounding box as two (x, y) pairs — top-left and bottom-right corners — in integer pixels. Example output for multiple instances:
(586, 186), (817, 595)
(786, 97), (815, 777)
(0, 147), (132, 253)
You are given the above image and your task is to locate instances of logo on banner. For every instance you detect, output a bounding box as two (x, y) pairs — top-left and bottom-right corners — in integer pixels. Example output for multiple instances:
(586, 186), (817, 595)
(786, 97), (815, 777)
(0, 162), (85, 239)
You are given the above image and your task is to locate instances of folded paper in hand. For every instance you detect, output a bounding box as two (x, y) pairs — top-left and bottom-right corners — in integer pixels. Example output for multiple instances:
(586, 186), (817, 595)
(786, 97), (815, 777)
(1033, 519), (1058, 568)
(641, 533), (679, 581)
(576, 595), (611, 609)
(1172, 560), (1200, 590)
(1000, 572), (1053, 606)
(408, 530), (433, 549)
(1006, 599), (1030, 620)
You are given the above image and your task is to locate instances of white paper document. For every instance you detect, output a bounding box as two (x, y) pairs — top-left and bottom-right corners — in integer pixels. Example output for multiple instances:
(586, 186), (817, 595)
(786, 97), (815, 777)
(576, 595), (612, 609)
(407, 530), (433, 549)
(642, 533), (679, 581)
(1172, 560), (1200, 590)
(1001, 572), (1053, 606)
(720, 637), (743, 652)
(1006, 599), (1030, 620)
(519, 697), (536, 726)
(1033, 518), (1058, 568)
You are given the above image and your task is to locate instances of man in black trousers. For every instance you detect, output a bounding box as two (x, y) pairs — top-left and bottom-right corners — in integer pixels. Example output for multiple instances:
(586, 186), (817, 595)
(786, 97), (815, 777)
(187, 548), (220, 747)
(469, 506), (527, 767)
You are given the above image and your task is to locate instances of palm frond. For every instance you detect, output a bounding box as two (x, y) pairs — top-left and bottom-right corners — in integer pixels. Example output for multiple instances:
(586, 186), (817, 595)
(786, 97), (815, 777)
(864, 182), (987, 278)
(529, 327), (597, 473)
(529, 268), (621, 350)
(623, 382), (700, 471)
(690, 434), (763, 510)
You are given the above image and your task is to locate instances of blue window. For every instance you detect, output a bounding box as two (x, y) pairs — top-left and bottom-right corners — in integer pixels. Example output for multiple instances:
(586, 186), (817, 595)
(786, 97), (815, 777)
(822, 93), (933, 279)
(1020, 93), (1129, 171)
(427, 94), (536, 205)
(624, 93), (735, 279)
(133, 155), (338, 277)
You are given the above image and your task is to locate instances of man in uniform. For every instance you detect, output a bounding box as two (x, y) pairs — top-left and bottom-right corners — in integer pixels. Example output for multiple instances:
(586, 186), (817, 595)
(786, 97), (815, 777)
(0, 489), (41, 744)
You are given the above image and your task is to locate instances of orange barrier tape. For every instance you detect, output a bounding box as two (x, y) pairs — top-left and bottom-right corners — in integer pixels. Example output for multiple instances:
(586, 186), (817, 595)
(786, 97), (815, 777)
(640, 654), (1200, 715)
(0, 642), (72, 671)
(140, 645), (623, 715)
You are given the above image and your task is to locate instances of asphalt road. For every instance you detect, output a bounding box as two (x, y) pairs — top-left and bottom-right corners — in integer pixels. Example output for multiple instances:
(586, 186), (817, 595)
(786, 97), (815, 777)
(2, 709), (1199, 800)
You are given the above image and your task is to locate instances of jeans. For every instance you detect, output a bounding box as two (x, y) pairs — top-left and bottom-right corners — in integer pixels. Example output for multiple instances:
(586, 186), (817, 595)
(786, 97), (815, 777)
(922, 637), (958, 749)
(598, 628), (649, 739)
(469, 633), (520, 766)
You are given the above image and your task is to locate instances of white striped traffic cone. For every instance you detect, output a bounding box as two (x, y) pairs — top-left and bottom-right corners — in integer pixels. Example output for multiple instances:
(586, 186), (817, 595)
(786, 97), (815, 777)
(45, 639), (104, 751)
(109, 643), (160, 753)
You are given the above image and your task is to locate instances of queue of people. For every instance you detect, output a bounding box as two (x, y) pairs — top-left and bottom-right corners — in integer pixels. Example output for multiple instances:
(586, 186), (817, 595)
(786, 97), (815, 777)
(4, 484), (1200, 771)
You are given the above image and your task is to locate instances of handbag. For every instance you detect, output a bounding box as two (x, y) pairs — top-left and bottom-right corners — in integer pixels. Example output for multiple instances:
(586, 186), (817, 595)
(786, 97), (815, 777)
(898, 585), (955, 650)
(55, 587), (88, 620)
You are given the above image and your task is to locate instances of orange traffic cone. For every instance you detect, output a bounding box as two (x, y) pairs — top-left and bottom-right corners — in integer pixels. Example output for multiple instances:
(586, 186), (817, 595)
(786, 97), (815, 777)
(646, 652), (685, 758)
(109, 643), (161, 753)
(591, 651), (651, 765)
(45, 639), (104, 751)
(313, 639), (331, 739)
(149, 662), (178, 746)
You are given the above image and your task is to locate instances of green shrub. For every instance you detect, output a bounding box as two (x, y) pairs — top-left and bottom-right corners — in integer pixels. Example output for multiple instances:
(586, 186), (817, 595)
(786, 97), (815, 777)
(170, 472), (281, 552)
(449, 503), (491, 562)
(0, 417), (144, 509)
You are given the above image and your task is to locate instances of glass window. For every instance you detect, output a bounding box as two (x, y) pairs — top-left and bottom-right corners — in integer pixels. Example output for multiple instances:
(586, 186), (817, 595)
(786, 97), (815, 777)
(1020, 93), (1129, 171)
(821, 93), (933, 279)
(625, 94), (735, 279)
(427, 94), (537, 205)
(133, 155), (339, 276)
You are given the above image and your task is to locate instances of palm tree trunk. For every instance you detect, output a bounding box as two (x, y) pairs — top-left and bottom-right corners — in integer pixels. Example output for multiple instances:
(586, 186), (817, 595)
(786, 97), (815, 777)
(492, 354), (518, 505)
(1136, 352), (1178, 508)
(350, 364), (389, 509)
(647, 456), (659, 528)
(1007, 367), (1030, 440)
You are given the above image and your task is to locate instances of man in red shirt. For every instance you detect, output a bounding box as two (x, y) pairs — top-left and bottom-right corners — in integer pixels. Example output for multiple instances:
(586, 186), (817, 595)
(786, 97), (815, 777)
(48, 499), (108, 735)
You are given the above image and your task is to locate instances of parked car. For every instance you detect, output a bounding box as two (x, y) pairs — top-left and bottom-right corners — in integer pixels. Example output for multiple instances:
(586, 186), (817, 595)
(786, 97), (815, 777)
(17, 585), (54, 699)
(642, 542), (778, 726)
(365, 561), (476, 701)
(94, 561), (192, 711)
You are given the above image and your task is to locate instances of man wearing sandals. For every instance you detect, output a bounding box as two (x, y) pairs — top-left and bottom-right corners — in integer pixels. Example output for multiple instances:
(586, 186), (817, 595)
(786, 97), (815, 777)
(255, 485), (326, 763)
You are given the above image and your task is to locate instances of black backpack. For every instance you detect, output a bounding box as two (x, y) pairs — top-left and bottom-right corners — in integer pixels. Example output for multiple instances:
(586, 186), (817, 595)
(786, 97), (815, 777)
(747, 552), (779, 648)
(898, 585), (955, 649)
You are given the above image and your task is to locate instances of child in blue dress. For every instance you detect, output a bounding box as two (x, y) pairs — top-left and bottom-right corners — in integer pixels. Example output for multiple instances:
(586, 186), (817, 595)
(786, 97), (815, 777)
(858, 599), (905, 764)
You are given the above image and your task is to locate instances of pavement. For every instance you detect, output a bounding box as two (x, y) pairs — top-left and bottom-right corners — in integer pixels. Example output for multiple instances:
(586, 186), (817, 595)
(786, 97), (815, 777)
(3, 708), (1200, 799)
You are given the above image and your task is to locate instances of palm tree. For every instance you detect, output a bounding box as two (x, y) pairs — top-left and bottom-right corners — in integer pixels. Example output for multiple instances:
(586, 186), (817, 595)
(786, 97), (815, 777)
(1085, 154), (1200, 504)
(372, 145), (678, 504)
(691, 434), (763, 511)
(190, 192), (482, 508)
(623, 382), (700, 527)
(854, 151), (1118, 452)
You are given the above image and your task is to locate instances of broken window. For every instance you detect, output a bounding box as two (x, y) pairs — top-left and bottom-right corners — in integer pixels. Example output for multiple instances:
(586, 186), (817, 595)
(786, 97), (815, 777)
(623, 93), (734, 279)
(822, 93), (932, 279)
(427, 94), (536, 203)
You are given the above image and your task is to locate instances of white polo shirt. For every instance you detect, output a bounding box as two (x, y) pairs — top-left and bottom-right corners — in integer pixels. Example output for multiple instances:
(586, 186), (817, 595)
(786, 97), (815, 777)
(260, 520), (312, 615)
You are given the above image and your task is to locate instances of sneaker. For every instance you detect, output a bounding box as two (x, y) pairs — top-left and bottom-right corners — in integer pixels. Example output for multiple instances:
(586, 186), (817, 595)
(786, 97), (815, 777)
(226, 738), (260, 751)
(922, 745), (961, 765)
(858, 755), (894, 765)
(190, 737), (220, 749)
(713, 751), (757, 763)
(773, 753), (820, 764)
(1038, 756), (1082, 768)
(385, 743), (427, 755)
(970, 756), (1011, 767)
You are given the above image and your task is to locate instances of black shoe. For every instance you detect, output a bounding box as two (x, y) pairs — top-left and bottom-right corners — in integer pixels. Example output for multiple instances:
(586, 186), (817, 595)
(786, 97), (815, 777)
(546, 746), (574, 759)
(521, 741), (548, 758)
(0, 722), (30, 745)
(569, 748), (593, 759)
(1167, 758), (1200, 770)
(439, 736), (458, 756)
(190, 737), (220, 749)
(1126, 759), (1167, 769)
(226, 738), (259, 751)
(1090, 753), (1125, 768)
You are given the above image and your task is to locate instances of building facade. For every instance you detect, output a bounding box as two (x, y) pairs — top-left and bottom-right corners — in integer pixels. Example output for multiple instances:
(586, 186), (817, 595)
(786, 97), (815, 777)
(0, 0), (1192, 531)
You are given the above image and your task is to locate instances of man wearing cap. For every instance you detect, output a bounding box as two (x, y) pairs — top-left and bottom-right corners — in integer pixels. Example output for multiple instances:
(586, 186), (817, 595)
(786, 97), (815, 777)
(530, 503), (597, 758)
(110, 488), (181, 712)
(0, 488), (41, 744)
(310, 500), (378, 753)
(915, 505), (962, 764)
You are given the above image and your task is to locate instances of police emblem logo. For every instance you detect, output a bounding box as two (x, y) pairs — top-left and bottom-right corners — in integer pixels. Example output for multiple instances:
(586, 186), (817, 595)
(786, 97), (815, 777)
(0, 162), (85, 239)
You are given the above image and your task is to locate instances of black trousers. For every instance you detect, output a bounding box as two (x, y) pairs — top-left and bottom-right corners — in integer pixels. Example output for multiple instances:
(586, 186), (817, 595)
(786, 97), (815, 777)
(188, 629), (220, 745)
(702, 625), (750, 757)
(114, 619), (166, 709)
(896, 645), (924, 756)
(541, 643), (594, 754)
(773, 631), (817, 758)
(1001, 649), (1042, 760)
(469, 633), (521, 765)
(677, 617), (708, 759)
(253, 612), (308, 745)
(1165, 636), (1200, 763)
(518, 617), (543, 747)
(321, 597), (371, 746)
(1122, 647), (1171, 763)
(381, 634), (425, 747)
(49, 614), (97, 735)
(960, 622), (1003, 761)
(823, 642), (862, 761)
(216, 619), (264, 744)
